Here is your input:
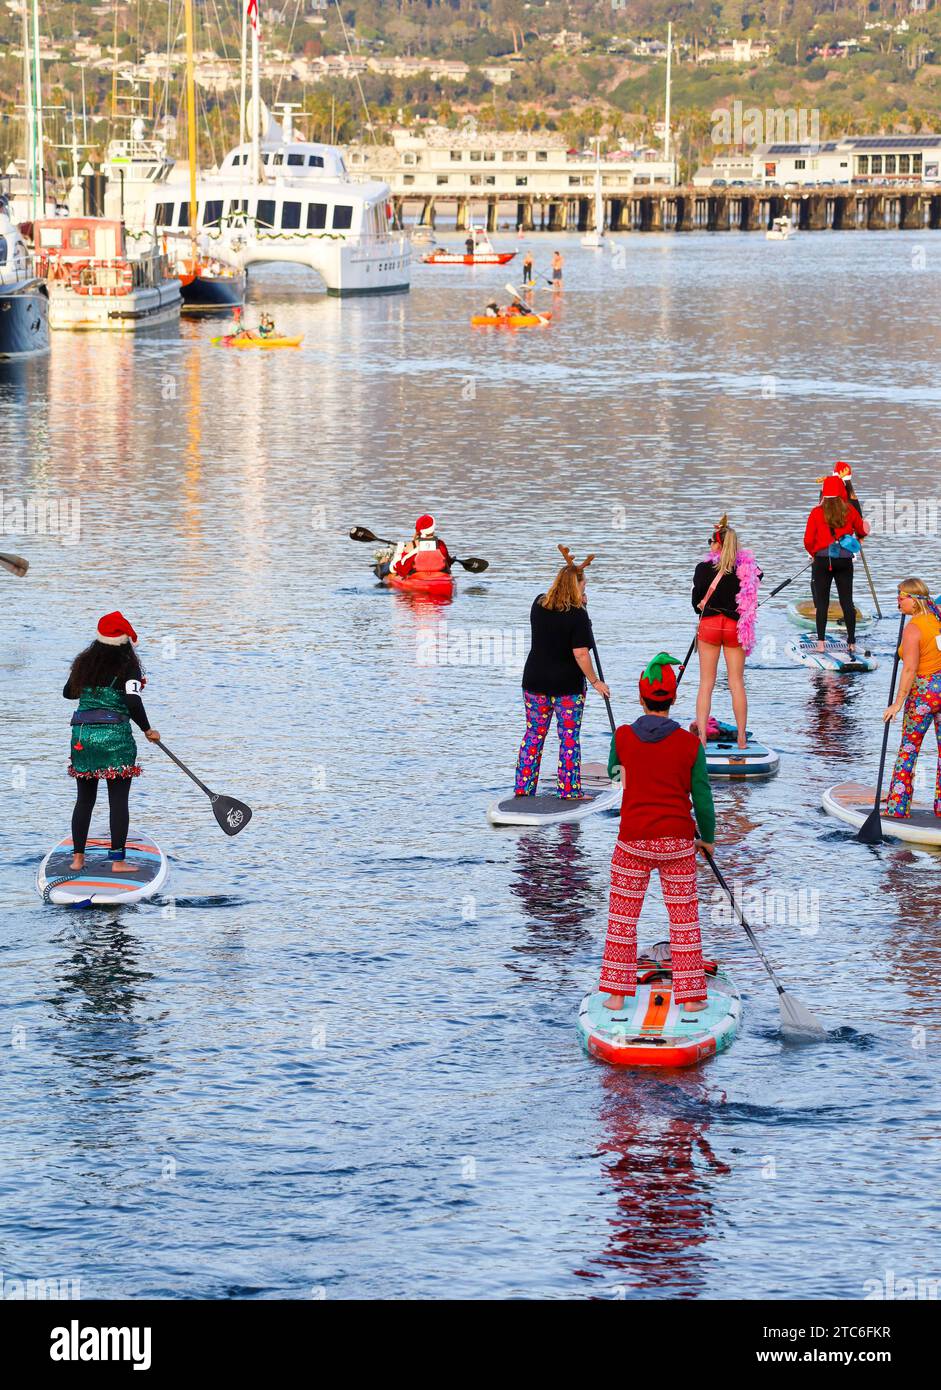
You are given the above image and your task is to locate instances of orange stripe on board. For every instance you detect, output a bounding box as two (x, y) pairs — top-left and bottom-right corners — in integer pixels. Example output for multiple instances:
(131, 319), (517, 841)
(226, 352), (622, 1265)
(640, 987), (672, 1033)
(54, 880), (141, 892)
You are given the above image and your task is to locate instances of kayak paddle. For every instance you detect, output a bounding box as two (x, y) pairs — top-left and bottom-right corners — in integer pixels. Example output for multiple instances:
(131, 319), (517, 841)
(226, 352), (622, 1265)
(504, 282), (550, 324)
(0, 551), (29, 577)
(348, 526), (489, 573)
(701, 848), (828, 1040)
(856, 612), (906, 845)
(155, 740), (253, 836)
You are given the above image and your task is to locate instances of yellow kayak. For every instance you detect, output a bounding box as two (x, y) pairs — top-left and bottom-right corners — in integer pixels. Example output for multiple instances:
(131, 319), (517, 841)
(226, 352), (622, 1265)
(211, 334), (303, 349)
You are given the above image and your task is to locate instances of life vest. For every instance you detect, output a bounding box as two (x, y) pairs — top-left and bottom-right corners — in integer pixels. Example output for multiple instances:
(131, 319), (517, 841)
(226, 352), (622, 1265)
(413, 537), (446, 573)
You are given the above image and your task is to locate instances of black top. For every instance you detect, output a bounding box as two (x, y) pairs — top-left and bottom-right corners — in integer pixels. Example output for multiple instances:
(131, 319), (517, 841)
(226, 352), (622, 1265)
(521, 596), (594, 696)
(63, 681), (151, 732)
(692, 561), (740, 620)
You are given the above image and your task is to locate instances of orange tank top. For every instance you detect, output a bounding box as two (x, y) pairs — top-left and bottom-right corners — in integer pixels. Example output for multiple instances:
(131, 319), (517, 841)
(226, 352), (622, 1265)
(901, 611), (941, 678)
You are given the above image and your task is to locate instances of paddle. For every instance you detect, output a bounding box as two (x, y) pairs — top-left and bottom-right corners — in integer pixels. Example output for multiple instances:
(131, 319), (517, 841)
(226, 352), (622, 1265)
(0, 551), (29, 577)
(590, 641), (616, 736)
(701, 848), (828, 1040)
(504, 282), (550, 324)
(842, 472), (882, 618)
(856, 612), (906, 845)
(757, 558), (813, 607)
(155, 740), (252, 836)
(348, 526), (489, 573)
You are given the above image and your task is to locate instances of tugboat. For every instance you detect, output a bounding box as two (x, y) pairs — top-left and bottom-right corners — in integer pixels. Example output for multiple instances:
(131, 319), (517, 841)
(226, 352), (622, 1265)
(0, 195), (49, 359)
(32, 216), (181, 331)
(422, 225), (516, 266)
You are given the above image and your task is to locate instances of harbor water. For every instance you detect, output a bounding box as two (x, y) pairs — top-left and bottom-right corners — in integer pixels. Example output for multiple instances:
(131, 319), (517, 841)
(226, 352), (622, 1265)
(1, 231), (940, 1299)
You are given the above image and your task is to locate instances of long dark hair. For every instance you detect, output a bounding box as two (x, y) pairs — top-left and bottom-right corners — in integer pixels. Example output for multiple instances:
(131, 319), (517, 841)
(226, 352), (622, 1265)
(67, 640), (144, 697)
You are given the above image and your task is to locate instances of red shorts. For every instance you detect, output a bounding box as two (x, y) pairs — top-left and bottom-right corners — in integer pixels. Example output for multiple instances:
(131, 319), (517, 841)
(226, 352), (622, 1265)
(698, 614), (740, 648)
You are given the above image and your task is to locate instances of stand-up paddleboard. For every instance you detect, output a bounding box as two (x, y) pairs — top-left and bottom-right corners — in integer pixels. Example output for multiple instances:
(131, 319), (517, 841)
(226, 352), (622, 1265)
(787, 599), (873, 635)
(37, 832), (169, 906)
(697, 720), (779, 778)
(578, 952), (742, 1068)
(487, 761), (620, 827)
(785, 633), (879, 673)
(822, 782), (941, 847)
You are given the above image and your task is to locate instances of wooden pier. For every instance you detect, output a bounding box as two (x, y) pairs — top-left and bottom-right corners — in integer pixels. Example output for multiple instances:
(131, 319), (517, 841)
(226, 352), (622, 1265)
(397, 185), (941, 233)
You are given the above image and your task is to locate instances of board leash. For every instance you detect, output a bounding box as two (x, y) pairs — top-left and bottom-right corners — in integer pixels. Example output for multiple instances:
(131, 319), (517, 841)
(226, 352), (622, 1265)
(41, 871), (88, 904)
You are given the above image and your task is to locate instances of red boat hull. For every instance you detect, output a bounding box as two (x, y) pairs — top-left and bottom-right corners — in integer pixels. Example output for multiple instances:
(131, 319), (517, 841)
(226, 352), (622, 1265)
(422, 252), (517, 266)
(384, 571), (454, 600)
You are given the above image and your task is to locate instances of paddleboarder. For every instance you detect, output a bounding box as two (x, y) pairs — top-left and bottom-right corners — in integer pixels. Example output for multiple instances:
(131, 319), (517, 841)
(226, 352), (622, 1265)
(599, 653), (714, 1014)
(514, 546), (610, 801)
(389, 514), (453, 580)
(884, 579), (941, 819)
(690, 515), (761, 750)
(551, 250), (563, 288)
(803, 475), (870, 653)
(522, 251), (534, 285)
(64, 613), (160, 873)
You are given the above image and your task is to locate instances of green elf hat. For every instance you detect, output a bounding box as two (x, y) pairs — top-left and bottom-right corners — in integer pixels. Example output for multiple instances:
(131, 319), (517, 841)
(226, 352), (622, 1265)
(639, 652), (682, 702)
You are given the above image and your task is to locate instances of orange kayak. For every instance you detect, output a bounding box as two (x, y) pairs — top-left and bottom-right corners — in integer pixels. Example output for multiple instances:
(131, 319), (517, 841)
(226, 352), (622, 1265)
(471, 312), (551, 329)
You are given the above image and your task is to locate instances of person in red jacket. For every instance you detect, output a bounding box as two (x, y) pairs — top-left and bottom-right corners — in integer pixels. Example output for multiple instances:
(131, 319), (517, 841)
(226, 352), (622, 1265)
(803, 475), (870, 651)
(392, 514), (452, 580)
(599, 653), (716, 1014)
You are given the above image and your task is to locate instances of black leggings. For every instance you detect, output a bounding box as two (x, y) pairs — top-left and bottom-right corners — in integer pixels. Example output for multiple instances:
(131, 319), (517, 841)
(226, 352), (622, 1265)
(71, 776), (132, 856)
(811, 555), (856, 643)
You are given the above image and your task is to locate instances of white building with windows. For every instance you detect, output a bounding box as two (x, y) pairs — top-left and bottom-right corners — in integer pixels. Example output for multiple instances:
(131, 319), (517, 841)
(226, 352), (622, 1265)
(755, 136), (941, 185)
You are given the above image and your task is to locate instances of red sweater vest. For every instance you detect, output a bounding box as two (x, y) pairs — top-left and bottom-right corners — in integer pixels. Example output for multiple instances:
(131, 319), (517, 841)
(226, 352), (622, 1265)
(615, 724), (700, 842)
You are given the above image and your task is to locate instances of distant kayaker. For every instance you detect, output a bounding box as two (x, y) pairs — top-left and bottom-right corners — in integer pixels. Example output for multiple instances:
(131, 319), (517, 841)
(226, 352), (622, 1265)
(484, 299), (501, 318)
(522, 251), (534, 285)
(514, 545), (610, 801)
(258, 313), (276, 339)
(690, 514), (761, 750)
(803, 475), (871, 652)
(465, 234), (475, 256)
(64, 612), (161, 874)
(599, 653), (715, 1014)
(884, 578), (941, 820)
(391, 514), (452, 580)
(551, 250), (563, 288)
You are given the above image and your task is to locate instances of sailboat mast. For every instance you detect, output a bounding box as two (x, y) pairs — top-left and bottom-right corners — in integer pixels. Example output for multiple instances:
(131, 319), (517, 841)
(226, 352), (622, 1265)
(595, 136), (603, 232)
(31, 0), (45, 214)
(184, 0), (198, 249)
(663, 22), (672, 165)
(251, 11), (261, 185)
(21, 0), (34, 220)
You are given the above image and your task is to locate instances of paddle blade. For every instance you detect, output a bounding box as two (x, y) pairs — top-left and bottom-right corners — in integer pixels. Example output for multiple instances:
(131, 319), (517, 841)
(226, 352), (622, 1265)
(0, 552), (29, 577)
(856, 807), (884, 846)
(212, 795), (253, 836)
(349, 526), (379, 543)
(779, 990), (828, 1042)
(457, 557), (489, 573)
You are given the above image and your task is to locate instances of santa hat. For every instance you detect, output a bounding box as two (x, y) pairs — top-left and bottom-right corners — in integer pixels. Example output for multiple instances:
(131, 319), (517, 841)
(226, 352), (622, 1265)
(834, 461), (852, 480)
(821, 475), (847, 500)
(96, 611), (138, 646)
(639, 651), (682, 703)
(415, 514), (436, 537)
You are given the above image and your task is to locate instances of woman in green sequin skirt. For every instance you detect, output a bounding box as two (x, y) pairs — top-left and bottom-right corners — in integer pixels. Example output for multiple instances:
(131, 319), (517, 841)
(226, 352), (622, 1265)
(64, 612), (161, 872)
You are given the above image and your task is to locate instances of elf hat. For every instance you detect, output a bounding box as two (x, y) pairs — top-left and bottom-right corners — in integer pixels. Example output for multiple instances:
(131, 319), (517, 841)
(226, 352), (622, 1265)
(821, 475), (847, 500)
(415, 514), (436, 537)
(96, 611), (138, 646)
(639, 651), (682, 703)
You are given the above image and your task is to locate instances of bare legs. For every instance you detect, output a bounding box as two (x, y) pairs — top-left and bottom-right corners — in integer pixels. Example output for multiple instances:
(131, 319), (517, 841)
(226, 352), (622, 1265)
(695, 640), (720, 746)
(725, 644), (748, 748)
(696, 640), (747, 749)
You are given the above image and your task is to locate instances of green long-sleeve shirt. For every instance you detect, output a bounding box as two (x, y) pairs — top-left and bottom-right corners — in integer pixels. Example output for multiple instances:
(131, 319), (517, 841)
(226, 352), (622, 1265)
(608, 733), (716, 842)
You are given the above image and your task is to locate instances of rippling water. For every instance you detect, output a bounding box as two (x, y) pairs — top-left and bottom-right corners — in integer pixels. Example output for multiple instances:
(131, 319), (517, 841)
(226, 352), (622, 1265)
(2, 231), (940, 1300)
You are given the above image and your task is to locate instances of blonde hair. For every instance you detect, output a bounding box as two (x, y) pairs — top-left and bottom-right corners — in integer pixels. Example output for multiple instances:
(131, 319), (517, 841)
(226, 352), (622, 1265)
(711, 514), (739, 575)
(541, 566), (585, 612)
(898, 577), (933, 614)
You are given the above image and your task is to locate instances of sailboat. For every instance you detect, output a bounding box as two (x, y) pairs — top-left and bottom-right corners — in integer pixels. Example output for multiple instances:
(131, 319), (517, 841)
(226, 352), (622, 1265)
(0, 194), (49, 358)
(174, 0), (245, 312)
(581, 138), (605, 249)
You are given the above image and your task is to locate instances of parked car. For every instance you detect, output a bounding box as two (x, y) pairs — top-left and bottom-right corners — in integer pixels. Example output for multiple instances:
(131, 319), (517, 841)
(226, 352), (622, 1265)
(729, 179), (747, 186)
(711, 178), (727, 187)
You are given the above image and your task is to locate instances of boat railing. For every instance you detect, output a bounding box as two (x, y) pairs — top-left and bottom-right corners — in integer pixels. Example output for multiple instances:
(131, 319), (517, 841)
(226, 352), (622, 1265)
(37, 247), (176, 293)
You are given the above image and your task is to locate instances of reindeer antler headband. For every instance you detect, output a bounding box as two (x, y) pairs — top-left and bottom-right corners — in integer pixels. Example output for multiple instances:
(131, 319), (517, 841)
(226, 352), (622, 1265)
(558, 543), (595, 577)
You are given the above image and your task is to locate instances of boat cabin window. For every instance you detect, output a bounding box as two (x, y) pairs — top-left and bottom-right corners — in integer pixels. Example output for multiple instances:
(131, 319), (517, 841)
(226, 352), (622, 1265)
(271, 152), (284, 166)
(178, 203), (191, 227)
(307, 203), (327, 229)
(332, 205), (353, 230)
(0, 236), (6, 266)
(231, 153), (245, 166)
(155, 202), (173, 226)
(228, 199), (248, 218)
(256, 200), (276, 228)
(71, 228), (92, 250)
(307, 155), (324, 168)
(282, 201), (301, 229)
(287, 153), (304, 166)
(203, 200), (223, 226)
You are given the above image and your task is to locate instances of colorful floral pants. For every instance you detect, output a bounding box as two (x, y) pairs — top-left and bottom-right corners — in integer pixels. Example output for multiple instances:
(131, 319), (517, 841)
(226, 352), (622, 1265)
(599, 837), (707, 1003)
(514, 690), (585, 797)
(886, 672), (941, 817)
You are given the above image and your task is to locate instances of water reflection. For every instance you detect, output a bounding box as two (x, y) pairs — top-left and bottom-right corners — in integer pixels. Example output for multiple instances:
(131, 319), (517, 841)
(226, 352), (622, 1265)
(508, 825), (599, 975)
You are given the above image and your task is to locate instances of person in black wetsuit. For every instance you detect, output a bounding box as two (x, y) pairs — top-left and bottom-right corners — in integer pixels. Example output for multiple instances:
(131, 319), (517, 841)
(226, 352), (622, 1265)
(64, 612), (160, 872)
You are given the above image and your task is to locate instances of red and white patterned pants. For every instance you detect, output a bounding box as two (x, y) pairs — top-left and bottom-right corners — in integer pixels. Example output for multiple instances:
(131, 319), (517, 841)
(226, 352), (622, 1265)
(599, 837), (707, 1003)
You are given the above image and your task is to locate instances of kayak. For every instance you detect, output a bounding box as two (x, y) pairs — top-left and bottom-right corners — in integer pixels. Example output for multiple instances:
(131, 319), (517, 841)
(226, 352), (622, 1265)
(822, 781), (941, 846)
(787, 599), (874, 634)
(210, 334), (302, 349)
(375, 562), (454, 600)
(37, 831), (169, 906)
(423, 250), (516, 265)
(471, 312), (551, 329)
(785, 633), (879, 672)
(578, 951), (742, 1068)
(487, 761), (620, 826)
(699, 721), (779, 778)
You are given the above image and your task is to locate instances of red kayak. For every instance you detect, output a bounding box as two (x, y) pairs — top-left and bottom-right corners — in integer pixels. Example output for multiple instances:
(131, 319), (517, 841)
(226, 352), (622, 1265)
(376, 565), (455, 600)
(422, 250), (516, 266)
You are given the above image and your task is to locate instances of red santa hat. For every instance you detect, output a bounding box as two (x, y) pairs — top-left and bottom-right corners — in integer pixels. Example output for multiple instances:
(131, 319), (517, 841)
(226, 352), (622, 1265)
(833, 461), (852, 480)
(96, 611), (138, 646)
(821, 475), (847, 500)
(415, 514), (436, 537)
(639, 652), (682, 703)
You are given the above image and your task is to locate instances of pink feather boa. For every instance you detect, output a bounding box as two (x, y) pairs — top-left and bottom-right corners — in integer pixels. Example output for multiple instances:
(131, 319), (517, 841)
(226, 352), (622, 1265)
(701, 549), (761, 656)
